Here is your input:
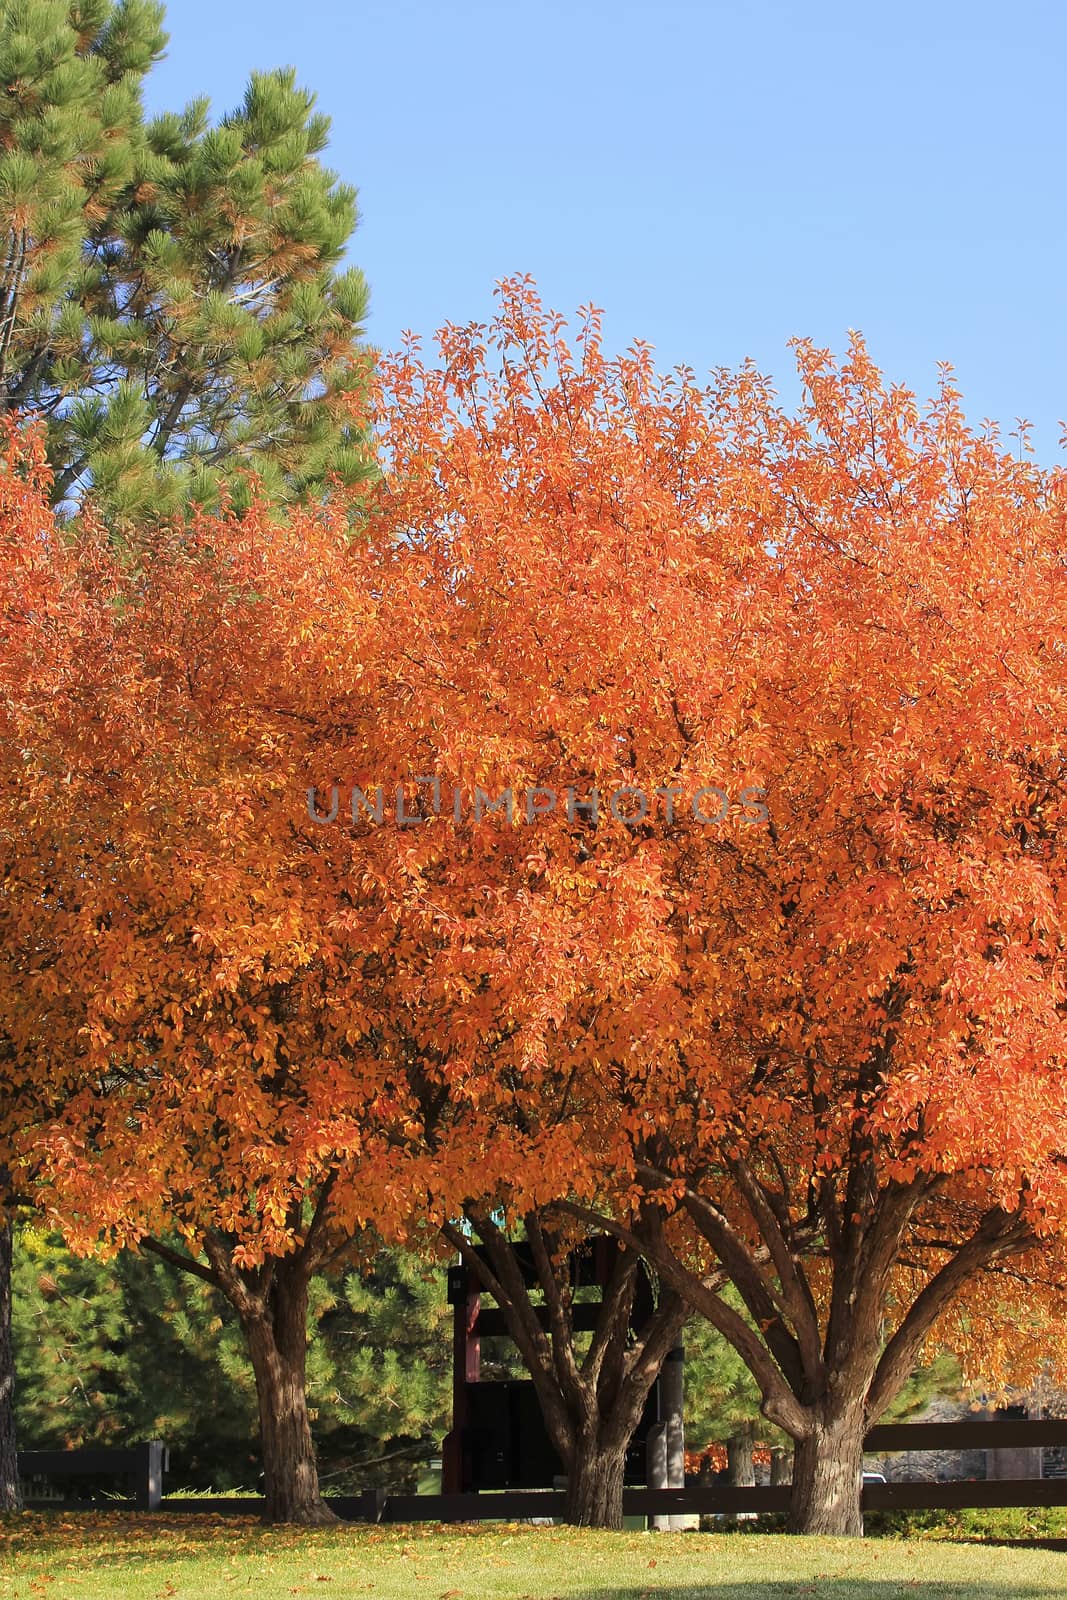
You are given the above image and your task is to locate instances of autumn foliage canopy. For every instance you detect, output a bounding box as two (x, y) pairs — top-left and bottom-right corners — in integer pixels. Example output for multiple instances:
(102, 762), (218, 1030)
(3, 279), (1067, 1531)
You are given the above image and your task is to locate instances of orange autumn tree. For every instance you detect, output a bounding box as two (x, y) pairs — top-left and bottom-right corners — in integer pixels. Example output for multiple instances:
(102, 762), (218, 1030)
(326, 287), (1067, 1536)
(10, 281), (777, 1531)
(10, 278), (1067, 1540)
(0, 397), (686, 1529)
(547, 338), (1067, 1535)
(0, 462), (423, 1525)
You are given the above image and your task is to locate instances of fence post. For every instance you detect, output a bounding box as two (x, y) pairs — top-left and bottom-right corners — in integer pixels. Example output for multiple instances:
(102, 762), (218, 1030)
(646, 1423), (668, 1530)
(135, 1442), (166, 1510)
(443, 1262), (480, 1494)
(352, 1487), (388, 1522)
(661, 1347), (694, 1531)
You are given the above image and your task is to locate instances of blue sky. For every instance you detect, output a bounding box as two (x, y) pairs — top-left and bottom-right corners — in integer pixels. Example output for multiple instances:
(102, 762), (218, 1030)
(151, 1), (1067, 457)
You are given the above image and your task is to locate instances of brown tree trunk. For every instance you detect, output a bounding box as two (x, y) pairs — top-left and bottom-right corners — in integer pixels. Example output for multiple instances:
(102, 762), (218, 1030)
(565, 1434), (627, 1529)
(0, 1216), (19, 1511)
(242, 1266), (337, 1526)
(447, 1214), (688, 1532)
(726, 1423), (756, 1524)
(788, 1399), (865, 1535)
(727, 1424), (756, 1486)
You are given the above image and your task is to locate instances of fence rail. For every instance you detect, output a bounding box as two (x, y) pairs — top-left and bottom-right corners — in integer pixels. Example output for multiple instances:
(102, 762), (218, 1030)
(18, 1443), (167, 1511)
(865, 1420), (1067, 1451)
(19, 1420), (1067, 1520)
(152, 1479), (1067, 1520)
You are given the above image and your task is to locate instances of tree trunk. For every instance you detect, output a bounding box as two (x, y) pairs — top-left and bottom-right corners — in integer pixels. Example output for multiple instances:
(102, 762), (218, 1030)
(726, 1423), (756, 1524)
(788, 1400), (865, 1536)
(727, 1424), (755, 1486)
(565, 1436), (627, 1529)
(448, 1215), (689, 1531)
(242, 1268), (336, 1526)
(0, 1216), (19, 1511)
(770, 1446), (792, 1485)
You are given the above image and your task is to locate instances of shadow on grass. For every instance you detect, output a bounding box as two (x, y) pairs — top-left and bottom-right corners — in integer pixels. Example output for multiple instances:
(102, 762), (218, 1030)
(572, 1574), (1067, 1600)
(570, 1583), (1066, 1600)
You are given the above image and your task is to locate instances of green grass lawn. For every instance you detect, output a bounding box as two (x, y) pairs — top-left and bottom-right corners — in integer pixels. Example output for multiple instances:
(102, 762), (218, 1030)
(2, 1516), (1067, 1600)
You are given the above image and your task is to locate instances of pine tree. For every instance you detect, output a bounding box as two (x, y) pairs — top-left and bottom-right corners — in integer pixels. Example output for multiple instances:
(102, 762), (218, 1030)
(308, 1251), (453, 1493)
(0, 2), (165, 403)
(683, 1312), (784, 1487)
(13, 1227), (260, 1489)
(12, 1232), (453, 1495)
(0, 1), (374, 529)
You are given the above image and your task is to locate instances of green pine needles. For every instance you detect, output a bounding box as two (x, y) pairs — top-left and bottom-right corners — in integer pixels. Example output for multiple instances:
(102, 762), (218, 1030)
(0, 0), (375, 530)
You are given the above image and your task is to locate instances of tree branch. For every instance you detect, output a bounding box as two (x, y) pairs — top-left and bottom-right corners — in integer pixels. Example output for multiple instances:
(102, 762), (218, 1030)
(139, 1235), (220, 1289)
(867, 1210), (1034, 1421)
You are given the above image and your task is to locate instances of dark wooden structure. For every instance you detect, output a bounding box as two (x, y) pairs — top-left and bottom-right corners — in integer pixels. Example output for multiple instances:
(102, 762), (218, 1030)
(17, 1442), (168, 1509)
(441, 1238), (672, 1494)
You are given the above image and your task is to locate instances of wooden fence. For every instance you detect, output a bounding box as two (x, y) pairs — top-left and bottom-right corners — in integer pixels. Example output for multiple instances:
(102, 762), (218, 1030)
(18, 1443), (168, 1511)
(19, 1420), (1067, 1519)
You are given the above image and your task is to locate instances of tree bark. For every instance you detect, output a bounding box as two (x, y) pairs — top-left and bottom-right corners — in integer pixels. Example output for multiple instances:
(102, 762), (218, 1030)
(0, 1216), (19, 1511)
(241, 1266), (337, 1526)
(727, 1424), (756, 1487)
(788, 1399), (865, 1536)
(445, 1213), (689, 1531)
(726, 1422), (756, 1524)
(564, 1435), (627, 1529)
